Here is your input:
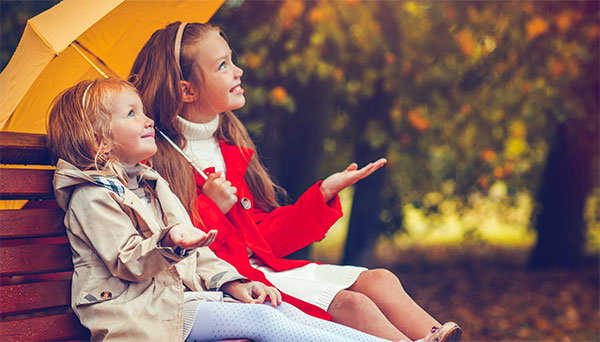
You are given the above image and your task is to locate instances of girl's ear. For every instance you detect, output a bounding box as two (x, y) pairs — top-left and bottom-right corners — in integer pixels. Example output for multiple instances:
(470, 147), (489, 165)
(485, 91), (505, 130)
(94, 132), (102, 146)
(94, 132), (109, 152)
(180, 80), (195, 103)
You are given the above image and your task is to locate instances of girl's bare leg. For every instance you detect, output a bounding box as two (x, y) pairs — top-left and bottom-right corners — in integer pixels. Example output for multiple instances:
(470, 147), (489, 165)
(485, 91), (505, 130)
(328, 289), (409, 341)
(348, 269), (441, 340)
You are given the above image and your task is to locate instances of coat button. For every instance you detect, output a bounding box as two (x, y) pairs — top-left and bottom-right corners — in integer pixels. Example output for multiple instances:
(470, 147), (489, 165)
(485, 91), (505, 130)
(100, 291), (112, 300)
(240, 197), (252, 210)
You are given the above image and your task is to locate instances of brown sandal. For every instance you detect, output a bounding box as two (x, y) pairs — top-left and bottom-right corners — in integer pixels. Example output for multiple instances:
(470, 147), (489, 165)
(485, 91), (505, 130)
(422, 322), (462, 342)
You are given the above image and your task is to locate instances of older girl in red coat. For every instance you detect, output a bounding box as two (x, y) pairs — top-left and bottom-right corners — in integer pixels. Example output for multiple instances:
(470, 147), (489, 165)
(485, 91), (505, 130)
(129, 22), (461, 342)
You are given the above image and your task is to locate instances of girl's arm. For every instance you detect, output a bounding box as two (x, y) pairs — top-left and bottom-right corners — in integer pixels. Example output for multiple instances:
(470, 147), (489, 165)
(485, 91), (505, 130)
(68, 188), (193, 282)
(255, 158), (386, 258)
(193, 183), (336, 259)
(254, 181), (343, 258)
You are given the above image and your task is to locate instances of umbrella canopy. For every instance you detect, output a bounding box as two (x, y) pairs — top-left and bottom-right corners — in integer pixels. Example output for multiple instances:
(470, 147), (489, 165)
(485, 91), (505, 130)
(0, 0), (224, 134)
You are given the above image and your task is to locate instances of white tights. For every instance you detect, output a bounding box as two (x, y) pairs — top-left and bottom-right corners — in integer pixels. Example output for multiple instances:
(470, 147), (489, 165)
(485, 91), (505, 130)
(187, 301), (393, 342)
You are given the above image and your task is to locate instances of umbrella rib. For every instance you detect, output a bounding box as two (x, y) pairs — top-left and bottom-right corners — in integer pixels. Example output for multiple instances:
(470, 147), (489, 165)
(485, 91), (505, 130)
(28, 21), (58, 55)
(70, 42), (109, 79)
(73, 41), (121, 78)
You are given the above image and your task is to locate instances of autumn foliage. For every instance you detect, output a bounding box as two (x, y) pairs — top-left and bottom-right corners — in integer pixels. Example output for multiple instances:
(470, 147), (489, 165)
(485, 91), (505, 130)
(214, 0), (598, 215)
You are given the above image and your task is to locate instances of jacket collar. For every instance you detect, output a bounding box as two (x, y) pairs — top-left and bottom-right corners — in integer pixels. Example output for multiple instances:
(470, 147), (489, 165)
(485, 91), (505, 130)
(219, 140), (254, 183)
(54, 160), (165, 236)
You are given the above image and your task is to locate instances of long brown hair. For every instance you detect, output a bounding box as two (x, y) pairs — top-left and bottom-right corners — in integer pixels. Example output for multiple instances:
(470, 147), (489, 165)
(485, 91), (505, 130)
(46, 78), (137, 182)
(129, 22), (283, 216)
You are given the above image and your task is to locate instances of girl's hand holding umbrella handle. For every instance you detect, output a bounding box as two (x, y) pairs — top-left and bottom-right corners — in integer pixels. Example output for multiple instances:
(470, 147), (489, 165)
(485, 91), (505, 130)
(320, 158), (387, 202)
(156, 128), (236, 213)
(201, 171), (238, 214)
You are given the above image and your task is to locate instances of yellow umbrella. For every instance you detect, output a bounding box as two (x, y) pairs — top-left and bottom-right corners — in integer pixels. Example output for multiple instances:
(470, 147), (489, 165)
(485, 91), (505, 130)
(0, 0), (224, 134)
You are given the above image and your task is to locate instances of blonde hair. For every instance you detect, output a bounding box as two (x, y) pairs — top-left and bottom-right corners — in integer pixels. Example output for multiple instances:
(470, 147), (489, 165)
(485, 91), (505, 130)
(129, 22), (284, 216)
(46, 78), (139, 181)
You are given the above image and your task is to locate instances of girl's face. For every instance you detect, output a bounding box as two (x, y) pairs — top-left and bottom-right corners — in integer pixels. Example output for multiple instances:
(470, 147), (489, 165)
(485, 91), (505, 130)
(186, 30), (245, 122)
(109, 88), (157, 166)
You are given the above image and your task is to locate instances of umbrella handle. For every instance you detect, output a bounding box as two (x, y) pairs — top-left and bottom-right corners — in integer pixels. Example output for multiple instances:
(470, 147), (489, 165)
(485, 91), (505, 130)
(155, 128), (209, 180)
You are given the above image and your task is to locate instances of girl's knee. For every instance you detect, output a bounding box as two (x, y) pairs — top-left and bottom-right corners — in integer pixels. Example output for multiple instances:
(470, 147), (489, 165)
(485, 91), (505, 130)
(359, 268), (403, 288)
(329, 289), (374, 313)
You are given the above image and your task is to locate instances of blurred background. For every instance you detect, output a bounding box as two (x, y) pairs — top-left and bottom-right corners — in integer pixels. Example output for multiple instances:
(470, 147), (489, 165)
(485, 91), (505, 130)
(2, 0), (598, 341)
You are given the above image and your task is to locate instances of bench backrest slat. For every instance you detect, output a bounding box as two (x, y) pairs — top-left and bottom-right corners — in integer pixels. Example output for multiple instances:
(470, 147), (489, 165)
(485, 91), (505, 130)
(0, 280), (71, 315)
(0, 244), (73, 276)
(0, 168), (55, 200)
(0, 208), (66, 238)
(0, 131), (50, 165)
(0, 313), (88, 342)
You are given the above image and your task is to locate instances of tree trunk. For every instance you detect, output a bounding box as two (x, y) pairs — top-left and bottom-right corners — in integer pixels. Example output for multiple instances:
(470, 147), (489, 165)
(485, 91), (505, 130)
(342, 79), (392, 266)
(342, 142), (388, 266)
(528, 121), (595, 269)
(262, 79), (331, 260)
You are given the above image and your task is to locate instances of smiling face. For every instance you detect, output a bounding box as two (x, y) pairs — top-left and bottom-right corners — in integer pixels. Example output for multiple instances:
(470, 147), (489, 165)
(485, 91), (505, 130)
(185, 30), (245, 123)
(109, 88), (157, 166)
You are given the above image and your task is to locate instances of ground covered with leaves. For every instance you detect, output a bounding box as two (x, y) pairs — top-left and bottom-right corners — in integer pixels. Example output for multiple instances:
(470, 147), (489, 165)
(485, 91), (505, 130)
(378, 246), (599, 342)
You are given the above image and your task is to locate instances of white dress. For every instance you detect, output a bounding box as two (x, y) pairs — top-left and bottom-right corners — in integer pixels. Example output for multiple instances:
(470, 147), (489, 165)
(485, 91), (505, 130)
(250, 258), (366, 310)
(177, 115), (367, 311)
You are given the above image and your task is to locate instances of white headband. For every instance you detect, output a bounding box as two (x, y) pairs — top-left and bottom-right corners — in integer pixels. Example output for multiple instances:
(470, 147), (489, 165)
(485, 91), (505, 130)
(174, 22), (188, 77)
(82, 82), (93, 109)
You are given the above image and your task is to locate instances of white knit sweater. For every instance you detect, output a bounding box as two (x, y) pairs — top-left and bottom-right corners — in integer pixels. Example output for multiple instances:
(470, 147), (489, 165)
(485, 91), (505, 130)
(176, 114), (226, 177)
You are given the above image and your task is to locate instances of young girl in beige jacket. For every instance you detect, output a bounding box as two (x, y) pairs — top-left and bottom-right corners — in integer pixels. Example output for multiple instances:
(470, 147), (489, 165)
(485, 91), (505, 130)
(47, 77), (424, 342)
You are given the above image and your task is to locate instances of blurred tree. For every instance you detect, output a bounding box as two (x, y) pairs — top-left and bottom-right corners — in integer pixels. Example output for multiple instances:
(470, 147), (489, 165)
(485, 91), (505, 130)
(526, 1), (599, 269)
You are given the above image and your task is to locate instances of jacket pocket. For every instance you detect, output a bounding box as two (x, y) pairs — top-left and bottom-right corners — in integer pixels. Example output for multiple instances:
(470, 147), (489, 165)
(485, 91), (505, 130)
(75, 271), (128, 306)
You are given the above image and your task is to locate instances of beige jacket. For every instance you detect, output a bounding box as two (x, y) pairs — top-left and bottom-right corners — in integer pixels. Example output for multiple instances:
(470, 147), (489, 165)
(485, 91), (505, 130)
(53, 160), (245, 341)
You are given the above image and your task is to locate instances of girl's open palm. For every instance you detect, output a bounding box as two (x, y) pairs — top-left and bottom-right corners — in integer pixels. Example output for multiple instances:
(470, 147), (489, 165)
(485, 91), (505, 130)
(166, 224), (217, 249)
(320, 158), (387, 202)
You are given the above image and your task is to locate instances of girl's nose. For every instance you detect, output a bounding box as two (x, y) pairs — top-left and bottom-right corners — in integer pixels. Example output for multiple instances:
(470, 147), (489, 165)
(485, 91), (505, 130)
(234, 64), (243, 78)
(144, 115), (154, 128)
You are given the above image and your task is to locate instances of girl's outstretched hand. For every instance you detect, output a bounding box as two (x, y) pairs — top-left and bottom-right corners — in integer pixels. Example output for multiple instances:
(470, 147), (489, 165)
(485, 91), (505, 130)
(222, 281), (282, 307)
(320, 158), (387, 202)
(163, 224), (217, 250)
(201, 171), (238, 214)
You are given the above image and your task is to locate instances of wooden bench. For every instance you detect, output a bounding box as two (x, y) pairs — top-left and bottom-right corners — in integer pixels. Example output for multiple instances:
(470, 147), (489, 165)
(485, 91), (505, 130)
(0, 131), (87, 341)
(0, 131), (249, 341)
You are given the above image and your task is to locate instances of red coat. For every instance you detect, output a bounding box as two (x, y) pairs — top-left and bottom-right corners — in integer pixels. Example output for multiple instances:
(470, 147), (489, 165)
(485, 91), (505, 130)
(192, 141), (343, 320)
